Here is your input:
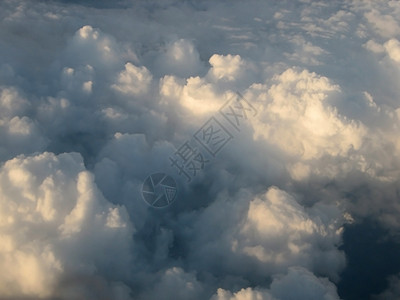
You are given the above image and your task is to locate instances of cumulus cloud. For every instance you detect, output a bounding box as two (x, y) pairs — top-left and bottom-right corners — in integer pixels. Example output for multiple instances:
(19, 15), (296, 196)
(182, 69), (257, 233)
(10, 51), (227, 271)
(154, 39), (205, 78)
(0, 86), (48, 161)
(138, 267), (205, 300)
(0, 152), (133, 298)
(212, 267), (340, 300)
(184, 187), (345, 287)
(384, 39), (400, 63)
(253, 68), (366, 161)
(112, 62), (152, 95)
(208, 54), (245, 81)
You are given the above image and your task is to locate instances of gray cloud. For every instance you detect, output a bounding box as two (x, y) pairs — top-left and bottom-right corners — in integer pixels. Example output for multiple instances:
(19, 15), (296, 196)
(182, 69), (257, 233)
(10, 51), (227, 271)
(1, 0), (400, 299)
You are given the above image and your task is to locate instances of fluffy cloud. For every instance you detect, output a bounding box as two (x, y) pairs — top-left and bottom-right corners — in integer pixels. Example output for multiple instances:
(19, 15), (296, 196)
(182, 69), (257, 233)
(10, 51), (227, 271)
(185, 187), (345, 286)
(0, 86), (48, 161)
(0, 86), (29, 119)
(138, 267), (205, 300)
(253, 68), (366, 161)
(0, 152), (133, 298)
(154, 39), (205, 78)
(112, 62), (152, 95)
(384, 39), (400, 63)
(208, 54), (245, 81)
(212, 267), (340, 300)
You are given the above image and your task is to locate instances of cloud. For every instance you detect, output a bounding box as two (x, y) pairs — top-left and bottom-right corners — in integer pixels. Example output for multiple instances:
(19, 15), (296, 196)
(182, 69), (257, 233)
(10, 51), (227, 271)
(1, 0), (400, 299)
(373, 273), (400, 300)
(208, 54), (245, 81)
(252, 68), (366, 162)
(0, 152), (134, 298)
(0, 86), (48, 162)
(384, 39), (400, 63)
(154, 39), (205, 78)
(112, 62), (152, 95)
(184, 187), (345, 287)
(138, 267), (205, 300)
(212, 267), (340, 300)
(0, 86), (30, 119)
(364, 9), (400, 39)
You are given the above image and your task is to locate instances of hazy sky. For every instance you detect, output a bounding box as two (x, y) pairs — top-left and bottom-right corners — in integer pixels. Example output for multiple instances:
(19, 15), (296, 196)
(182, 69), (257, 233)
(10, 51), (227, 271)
(1, 0), (400, 299)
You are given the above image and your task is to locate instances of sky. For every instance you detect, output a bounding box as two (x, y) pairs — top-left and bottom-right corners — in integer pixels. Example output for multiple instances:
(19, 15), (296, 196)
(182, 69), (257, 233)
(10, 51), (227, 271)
(0, 0), (400, 299)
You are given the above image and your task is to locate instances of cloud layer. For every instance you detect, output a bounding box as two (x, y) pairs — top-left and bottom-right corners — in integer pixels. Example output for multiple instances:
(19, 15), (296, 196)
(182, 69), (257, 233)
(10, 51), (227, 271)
(1, 0), (400, 299)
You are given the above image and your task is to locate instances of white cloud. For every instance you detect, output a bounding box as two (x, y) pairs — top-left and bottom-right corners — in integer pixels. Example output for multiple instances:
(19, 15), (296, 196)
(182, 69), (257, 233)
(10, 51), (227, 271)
(185, 187), (345, 286)
(112, 62), (152, 95)
(212, 267), (340, 300)
(212, 287), (276, 300)
(155, 39), (204, 78)
(364, 9), (400, 38)
(364, 40), (385, 54)
(139, 267), (205, 300)
(208, 54), (245, 81)
(0, 86), (30, 119)
(253, 68), (366, 161)
(0, 152), (134, 298)
(384, 39), (400, 63)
